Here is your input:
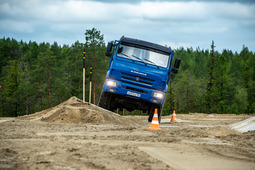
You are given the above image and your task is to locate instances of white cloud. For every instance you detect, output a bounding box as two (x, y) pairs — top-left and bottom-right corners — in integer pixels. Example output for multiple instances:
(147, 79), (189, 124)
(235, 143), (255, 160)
(0, 0), (254, 52)
(161, 41), (193, 50)
(2, 1), (254, 25)
(0, 20), (34, 33)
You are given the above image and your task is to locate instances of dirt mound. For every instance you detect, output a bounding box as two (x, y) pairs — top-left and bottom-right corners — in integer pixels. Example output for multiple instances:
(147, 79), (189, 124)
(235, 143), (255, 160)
(17, 97), (140, 126)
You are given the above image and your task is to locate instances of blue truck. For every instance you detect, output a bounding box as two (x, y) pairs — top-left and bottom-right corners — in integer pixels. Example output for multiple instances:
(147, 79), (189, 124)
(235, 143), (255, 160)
(98, 36), (180, 122)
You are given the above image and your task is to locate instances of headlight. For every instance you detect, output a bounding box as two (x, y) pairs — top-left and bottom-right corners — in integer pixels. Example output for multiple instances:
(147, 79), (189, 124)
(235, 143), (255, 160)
(153, 92), (164, 99)
(106, 80), (117, 87)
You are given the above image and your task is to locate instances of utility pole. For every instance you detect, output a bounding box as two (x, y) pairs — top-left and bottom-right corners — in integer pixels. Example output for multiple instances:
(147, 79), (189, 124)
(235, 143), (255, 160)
(89, 65), (92, 104)
(83, 48), (86, 103)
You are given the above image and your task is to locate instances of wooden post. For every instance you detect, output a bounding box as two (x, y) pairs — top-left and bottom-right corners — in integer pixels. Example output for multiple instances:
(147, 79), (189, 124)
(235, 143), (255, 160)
(83, 48), (86, 103)
(89, 65), (92, 104)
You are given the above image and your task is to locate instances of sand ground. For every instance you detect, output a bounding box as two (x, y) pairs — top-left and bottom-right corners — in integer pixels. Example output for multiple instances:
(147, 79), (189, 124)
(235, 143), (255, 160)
(0, 97), (254, 170)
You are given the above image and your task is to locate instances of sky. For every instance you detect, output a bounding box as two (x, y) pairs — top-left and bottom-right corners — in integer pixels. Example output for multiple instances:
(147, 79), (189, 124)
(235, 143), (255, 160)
(0, 0), (255, 53)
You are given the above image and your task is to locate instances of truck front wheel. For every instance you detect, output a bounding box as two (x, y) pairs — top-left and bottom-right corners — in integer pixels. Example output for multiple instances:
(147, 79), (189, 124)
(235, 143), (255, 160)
(98, 92), (115, 112)
(148, 106), (161, 123)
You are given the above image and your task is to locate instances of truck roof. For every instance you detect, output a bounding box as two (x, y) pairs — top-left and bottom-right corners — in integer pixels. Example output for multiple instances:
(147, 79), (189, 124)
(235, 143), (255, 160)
(119, 36), (172, 55)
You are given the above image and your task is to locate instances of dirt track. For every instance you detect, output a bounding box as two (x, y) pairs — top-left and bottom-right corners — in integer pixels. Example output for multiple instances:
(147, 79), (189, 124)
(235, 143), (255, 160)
(0, 97), (254, 170)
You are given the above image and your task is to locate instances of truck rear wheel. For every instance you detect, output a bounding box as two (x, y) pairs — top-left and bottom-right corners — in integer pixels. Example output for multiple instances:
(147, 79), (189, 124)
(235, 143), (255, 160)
(98, 92), (115, 112)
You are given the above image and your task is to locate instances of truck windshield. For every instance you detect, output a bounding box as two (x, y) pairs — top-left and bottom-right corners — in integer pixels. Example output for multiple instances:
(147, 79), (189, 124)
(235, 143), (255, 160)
(117, 44), (169, 68)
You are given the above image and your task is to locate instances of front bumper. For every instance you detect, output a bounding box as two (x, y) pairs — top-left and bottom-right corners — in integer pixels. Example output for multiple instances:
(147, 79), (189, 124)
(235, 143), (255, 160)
(102, 78), (165, 105)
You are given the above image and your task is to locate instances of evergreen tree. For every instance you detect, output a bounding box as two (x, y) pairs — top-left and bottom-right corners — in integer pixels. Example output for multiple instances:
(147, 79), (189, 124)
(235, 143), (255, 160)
(0, 32), (254, 116)
(212, 54), (235, 113)
(233, 86), (248, 114)
(173, 70), (204, 113)
(205, 40), (216, 113)
(34, 47), (56, 109)
(62, 41), (84, 99)
(85, 28), (105, 104)
(4, 60), (23, 116)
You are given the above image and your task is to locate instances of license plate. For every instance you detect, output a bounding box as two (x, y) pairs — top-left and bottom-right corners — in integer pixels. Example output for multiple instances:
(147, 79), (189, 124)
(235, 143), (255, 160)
(127, 91), (141, 98)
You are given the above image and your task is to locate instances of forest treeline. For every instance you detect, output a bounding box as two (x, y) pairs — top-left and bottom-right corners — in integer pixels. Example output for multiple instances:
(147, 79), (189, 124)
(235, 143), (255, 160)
(0, 28), (254, 117)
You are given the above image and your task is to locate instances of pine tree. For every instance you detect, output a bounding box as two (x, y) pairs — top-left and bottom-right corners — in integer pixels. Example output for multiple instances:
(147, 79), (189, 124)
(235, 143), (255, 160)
(242, 47), (255, 113)
(34, 47), (57, 109)
(205, 41), (216, 113)
(5, 60), (23, 116)
(0, 34), (253, 116)
(85, 28), (104, 104)
(173, 70), (203, 113)
(212, 54), (235, 113)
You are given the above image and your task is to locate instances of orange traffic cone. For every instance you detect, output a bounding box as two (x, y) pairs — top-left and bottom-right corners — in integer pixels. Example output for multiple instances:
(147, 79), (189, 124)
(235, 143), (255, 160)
(170, 110), (177, 123)
(149, 108), (161, 130)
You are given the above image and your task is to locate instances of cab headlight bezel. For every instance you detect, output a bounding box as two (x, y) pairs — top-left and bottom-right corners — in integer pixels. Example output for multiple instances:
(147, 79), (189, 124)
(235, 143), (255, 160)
(106, 80), (117, 87)
(153, 92), (164, 99)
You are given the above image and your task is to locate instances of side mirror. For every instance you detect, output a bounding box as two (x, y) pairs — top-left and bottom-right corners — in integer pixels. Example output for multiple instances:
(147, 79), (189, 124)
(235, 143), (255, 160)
(105, 52), (112, 57)
(171, 68), (178, 74)
(105, 42), (113, 57)
(171, 58), (181, 74)
(174, 59), (181, 69)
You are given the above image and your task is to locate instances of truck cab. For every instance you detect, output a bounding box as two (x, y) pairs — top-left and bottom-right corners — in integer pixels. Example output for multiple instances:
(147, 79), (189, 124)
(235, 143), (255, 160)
(98, 36), (180, 122)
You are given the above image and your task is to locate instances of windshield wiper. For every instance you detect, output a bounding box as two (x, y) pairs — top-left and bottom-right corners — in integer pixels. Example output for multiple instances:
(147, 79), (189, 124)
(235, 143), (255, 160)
(143, 58), (159, 69)
(119, 53), (135, 62)
(131, 55), (142, 61)
(131, 55), (147, 66)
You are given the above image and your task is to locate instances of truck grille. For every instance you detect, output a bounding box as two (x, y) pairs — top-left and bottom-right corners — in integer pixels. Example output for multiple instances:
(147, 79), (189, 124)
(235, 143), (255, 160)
(121, 72), (155, 94)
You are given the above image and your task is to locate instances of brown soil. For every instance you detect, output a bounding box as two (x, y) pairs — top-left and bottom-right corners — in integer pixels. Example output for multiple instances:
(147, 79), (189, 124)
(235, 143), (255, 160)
(0, 97), (254, 170)
(17, 97), (140, 126)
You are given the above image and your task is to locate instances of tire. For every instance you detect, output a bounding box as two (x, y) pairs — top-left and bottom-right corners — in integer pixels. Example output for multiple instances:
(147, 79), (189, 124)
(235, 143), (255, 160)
(98, 92), (115, 111)
(148, 107), (154, 122)
(158, 110), (161, 123)
(148, 106), (161, 123)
